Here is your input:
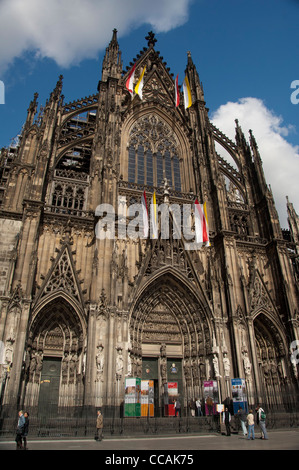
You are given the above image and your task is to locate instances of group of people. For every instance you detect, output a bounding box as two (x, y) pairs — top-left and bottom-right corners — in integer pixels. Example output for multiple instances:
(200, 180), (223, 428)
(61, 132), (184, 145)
(223, 404), (269, 440)
(189, 398), (204, 417)
(15, 410), (29, 450)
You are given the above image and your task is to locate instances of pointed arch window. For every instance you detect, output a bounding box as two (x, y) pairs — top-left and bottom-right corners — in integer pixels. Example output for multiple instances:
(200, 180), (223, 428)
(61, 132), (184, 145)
(127, 114), (182, 191)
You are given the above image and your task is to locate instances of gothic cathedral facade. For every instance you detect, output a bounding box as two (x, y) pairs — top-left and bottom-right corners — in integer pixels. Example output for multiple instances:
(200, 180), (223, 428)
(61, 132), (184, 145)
(0, 31), (298, 413)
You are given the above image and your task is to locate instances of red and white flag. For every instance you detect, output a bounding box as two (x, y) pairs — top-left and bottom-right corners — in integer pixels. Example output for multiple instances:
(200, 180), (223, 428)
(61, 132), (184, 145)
(175, 74), (180, 107)
(194, 199), (210, 247)
(126, 63), (136, 97)
(141, 190), (149, 238)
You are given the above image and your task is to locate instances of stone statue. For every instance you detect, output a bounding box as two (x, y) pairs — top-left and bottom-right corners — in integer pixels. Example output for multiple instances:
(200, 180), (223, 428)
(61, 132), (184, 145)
(116, 348), (123, 380)
(212, 353), (221, 378)
(242, 351), (252, 378)
(96, 343), (104, 381)
(223, 352), (231, 378)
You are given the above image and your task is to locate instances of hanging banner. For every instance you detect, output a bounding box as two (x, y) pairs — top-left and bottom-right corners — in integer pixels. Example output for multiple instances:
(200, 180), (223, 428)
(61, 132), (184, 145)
(231, 378), (248, 414)
(203, 380), (218, 415)
(124, 377), (141, 417)
(164, 382), (178, 416)
(141, 380), (154, 417)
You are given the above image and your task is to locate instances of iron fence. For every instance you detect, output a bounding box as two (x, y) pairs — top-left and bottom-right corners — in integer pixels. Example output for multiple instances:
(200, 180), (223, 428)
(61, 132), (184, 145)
(0, 390), (299, 439)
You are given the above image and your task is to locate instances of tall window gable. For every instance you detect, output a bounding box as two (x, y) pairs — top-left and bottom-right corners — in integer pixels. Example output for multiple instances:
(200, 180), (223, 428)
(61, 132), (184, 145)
(127, 114), (182, 191)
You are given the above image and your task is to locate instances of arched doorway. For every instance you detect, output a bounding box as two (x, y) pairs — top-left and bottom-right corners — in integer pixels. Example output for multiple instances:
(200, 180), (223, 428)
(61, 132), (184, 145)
(129, 271), (213, 414)
(253, 312), (293, 410)
(23, 295), (86, 412)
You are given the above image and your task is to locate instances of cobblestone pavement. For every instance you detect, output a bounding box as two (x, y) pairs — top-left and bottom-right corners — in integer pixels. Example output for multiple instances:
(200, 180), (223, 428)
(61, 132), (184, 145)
(1, 429), (299, 452)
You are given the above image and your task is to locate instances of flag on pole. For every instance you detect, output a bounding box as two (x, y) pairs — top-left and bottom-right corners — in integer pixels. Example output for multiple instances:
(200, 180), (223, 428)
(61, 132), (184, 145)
(194, 199), (210, 246)
(141, 190), (149, 238)
(150, 192), (158, 239)
(175, 74), (180, 107)
(182, 75), (192, 109)
(135, 66), (146, 99)
(126, 63), (136, 97)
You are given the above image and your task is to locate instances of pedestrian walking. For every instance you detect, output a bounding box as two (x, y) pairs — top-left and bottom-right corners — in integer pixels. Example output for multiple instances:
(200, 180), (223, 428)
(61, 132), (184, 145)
(22, 412), (30, 450)
(206, 396), (214, 415)
(15, 410), (25, 450)
(256, 405), (269, 440)
(237, 405), (247, 437)
(222, 407), (231, 436)
(174, 399), (181, 417)
(195, 398), (202, 416)
(247, 409), (255, 440)
(189, 399), (196, 417)
(95, 409), (103, 441)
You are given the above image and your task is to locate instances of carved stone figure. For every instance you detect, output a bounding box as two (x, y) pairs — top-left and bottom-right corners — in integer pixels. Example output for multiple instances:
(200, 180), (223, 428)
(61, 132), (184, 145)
(96, 344), (104, 382)
(116, 348), (123, 380)
(223, 352), (231, 378)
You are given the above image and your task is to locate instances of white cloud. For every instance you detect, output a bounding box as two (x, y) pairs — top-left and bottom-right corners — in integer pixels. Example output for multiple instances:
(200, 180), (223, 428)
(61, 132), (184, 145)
(211, 97), (299, 228)
(0, 0), (192, 72)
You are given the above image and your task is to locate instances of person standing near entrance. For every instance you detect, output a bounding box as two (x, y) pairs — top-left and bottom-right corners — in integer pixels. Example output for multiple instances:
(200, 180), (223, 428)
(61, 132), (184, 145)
(256, 405), (269, 440)
(22, 412), (30, 450)
(174, 398), (181, 417)
(195, 398), (202, 416)
(222, 407), (231, 436)
(237, 405), (247, 437)
(247, 409), (255, 440)
(15, 410), (25, 450)
(95, 410), (103, 441)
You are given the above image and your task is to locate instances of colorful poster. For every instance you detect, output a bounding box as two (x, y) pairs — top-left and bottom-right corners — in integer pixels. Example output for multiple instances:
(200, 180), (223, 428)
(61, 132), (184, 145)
(231, 378), (248, 413)
(164, 382), (178, 416)
(141, 380), (154, 417)
(203, 380), (218, 415)
(124, 377), (141, 417)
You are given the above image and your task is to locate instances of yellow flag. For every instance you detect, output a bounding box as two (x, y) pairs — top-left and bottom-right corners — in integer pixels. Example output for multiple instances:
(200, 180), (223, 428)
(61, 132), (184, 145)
(135, 66), (146, 99)
(182, 75), (192, 109)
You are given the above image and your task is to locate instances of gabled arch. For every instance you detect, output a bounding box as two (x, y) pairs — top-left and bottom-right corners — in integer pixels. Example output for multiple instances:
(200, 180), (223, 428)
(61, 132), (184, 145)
(129, 268), (213, 359)
(253, 308), (288, 358)
(31, 290), (87, 336)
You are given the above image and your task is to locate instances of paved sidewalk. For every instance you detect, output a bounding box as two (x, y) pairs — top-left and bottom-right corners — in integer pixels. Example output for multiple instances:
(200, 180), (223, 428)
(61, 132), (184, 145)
(1, 429), (299, 451)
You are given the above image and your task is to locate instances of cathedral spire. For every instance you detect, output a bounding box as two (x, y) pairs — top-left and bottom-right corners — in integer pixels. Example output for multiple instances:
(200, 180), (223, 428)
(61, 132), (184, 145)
(249, 128), (267, 192)
(25, 92), (38, 128)
(287, 196), (299, 245)
(185, 51), (204, 102)
(101, 29), (123, 82)
(50, 75), (63, 101)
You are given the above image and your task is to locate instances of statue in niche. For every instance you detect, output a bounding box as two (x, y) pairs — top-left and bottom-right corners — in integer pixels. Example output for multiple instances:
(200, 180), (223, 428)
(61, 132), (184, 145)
(61, 352), (69, 384)
(212, 353), (221, 378)
(36, 351), (43, 376)
(160, 357), (167, 383)
(4, 340), (13, 366)
(96, 343), (104, 382)
(29, 351), (37, 380)
(242, 351), (252, 378)
(116, 348), (123, 380)
(126, 346), (132, 377)
(69, 353), (78, 383)
(223, 352), (231, 378)
(290, 345), (298, 379)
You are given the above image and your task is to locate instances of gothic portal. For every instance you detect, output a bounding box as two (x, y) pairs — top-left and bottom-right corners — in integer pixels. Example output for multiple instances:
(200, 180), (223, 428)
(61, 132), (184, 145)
(0, 30), (298, 414)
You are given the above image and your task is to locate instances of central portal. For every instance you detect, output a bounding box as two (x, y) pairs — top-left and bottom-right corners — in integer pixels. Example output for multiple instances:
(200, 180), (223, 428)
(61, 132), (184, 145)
(129, 272), (213, 416)
(142, 356), (183, 415)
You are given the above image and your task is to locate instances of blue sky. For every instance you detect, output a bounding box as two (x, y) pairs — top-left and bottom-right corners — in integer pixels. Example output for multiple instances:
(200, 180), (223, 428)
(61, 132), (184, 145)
(0, 0), (298, 226)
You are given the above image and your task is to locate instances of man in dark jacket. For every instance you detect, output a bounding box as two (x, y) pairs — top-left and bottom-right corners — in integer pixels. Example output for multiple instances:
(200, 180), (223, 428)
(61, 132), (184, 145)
(222, 407), (231, 436)
(15, 410), (25, 450)
(22, 412), (30, 450)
